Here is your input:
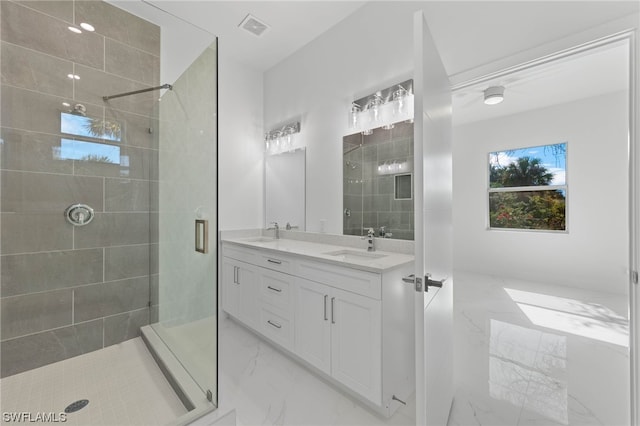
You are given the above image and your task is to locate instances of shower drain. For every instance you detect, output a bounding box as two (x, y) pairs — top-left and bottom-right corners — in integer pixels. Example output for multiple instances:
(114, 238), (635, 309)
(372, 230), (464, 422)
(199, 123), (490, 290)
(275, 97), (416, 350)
(64, 399), (89, 413)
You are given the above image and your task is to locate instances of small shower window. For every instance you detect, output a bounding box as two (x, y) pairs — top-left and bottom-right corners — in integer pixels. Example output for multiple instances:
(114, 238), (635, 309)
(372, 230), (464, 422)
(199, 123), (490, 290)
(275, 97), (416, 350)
(61, 112), (122, 141)
(57, 139), (121, 164)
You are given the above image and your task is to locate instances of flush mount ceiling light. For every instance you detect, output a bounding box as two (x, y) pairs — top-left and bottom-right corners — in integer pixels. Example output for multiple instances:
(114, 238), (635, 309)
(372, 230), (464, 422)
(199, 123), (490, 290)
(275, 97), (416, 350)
(68, 26), (82, 34)
(238, 14), (270, 37)
(484, 86), (505, 105)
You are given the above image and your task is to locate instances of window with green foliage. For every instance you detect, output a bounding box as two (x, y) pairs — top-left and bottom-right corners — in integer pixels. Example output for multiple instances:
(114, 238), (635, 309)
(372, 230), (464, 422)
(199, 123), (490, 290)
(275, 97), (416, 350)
(488, 143), (567, 231)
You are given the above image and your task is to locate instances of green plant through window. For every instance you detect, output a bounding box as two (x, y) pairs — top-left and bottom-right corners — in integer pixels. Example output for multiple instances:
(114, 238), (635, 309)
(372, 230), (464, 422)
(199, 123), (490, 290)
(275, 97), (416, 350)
(488, 143), (566, 231)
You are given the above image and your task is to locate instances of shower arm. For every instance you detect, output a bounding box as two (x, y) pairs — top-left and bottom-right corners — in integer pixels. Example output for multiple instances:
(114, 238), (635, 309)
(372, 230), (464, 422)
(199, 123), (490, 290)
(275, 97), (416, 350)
(103, 83), (173, 101)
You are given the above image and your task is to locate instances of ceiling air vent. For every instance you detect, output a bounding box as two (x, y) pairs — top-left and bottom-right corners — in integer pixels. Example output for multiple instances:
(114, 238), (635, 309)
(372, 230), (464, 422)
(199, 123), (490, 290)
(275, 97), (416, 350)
(238, 14), (270, 37)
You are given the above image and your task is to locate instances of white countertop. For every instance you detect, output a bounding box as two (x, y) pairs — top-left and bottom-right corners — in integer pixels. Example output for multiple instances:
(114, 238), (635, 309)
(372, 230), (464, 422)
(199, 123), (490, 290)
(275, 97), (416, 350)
(221, 236), (414, 273)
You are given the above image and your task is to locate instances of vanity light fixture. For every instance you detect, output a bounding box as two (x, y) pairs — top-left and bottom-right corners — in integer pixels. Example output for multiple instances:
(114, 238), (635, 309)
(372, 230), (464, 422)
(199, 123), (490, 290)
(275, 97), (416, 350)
(264, 121), (301, 155)
(484, 86), (505, 105)
(349, 79), (414, 135)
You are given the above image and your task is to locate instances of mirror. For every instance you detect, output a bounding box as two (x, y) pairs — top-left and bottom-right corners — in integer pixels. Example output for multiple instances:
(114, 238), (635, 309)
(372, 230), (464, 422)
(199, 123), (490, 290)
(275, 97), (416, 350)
(343, 121), (414, 240)
(265, 148), (306, 230)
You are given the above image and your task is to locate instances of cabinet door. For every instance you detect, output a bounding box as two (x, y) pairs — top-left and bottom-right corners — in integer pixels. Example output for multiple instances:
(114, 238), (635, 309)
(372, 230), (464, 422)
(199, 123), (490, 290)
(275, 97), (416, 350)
(222, 257), (240, 318)
(330, 288), (381, 404)
(237, 262), (259, 329)
(294, 278), (331, 374)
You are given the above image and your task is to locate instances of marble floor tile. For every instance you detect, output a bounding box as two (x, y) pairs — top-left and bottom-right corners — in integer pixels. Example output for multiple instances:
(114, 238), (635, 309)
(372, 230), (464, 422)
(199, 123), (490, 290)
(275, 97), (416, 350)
(451, 270), (630, 426)
(214, 316), (415, 426)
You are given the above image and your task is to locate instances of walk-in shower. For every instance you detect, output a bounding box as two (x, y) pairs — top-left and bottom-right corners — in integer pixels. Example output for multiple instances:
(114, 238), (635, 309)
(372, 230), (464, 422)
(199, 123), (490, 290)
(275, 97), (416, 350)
(0, 1), (218, 423)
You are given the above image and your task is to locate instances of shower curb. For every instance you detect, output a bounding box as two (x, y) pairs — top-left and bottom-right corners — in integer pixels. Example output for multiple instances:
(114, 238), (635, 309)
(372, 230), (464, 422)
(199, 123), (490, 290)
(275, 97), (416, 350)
(140, 325), (216, 425)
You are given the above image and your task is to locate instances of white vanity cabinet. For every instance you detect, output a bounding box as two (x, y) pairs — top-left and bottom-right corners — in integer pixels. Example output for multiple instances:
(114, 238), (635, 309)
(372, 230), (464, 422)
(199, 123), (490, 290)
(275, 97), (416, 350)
(221, 257), (259, 329)
(294, 278), (382, 404)
(221, 240), (413, 417)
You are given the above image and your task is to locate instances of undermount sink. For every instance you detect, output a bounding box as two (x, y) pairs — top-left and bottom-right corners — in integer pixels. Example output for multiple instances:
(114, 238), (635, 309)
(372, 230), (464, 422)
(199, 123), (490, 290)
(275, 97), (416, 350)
(244, 237), (277, 243)
(323, 249), (387, 261)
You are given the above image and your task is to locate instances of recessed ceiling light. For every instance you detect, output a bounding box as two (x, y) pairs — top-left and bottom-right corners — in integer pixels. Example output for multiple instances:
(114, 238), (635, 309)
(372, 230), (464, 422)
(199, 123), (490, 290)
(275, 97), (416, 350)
(67, 74), (80, 80)
(484, 86), (505, 105)
(68, 26), (82, 34)
(238, 14), (270, 37)
(80, 22), (95, 32)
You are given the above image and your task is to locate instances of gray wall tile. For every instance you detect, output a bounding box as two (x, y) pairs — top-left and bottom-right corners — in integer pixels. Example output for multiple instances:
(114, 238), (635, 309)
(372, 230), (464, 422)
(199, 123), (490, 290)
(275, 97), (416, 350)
(75, 64), (157, 118)
(1, 289), (72, 340)
(105, 38), (160, 86)
(362, 126), (391, 146)
(73, 145), (155, 180)
(1, 212), (72, 255)
(1, 42), (73, 97)
(74, 277), (149, 322)
(1, 85), (65, 135)
(15, 1), (74, 22)
(1, 249), (103, 297)
(0, 128), (73, 175)
(105, 109), (158, 149)
(1, 170), (104, 213)
(104, 244), (150, 281)
(1, 0), (164, 371)
(75, 1), (160, 56)
(1, 1), (104, 69)
(105, 178), (150, 212)
(103, 308), (149, 347)
(391, 120), (413, 140)
(0, 319), (103, 378)
(74, 213), (150, 249)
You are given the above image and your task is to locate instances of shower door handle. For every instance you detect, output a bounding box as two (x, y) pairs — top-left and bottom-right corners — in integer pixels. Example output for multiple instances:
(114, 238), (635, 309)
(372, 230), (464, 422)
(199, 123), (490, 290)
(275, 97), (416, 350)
(195, 219), (208, 253)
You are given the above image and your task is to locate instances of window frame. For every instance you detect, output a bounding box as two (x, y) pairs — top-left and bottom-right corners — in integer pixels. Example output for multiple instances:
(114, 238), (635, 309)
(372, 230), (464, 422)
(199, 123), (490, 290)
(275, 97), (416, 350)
(487, 143), (568, 233)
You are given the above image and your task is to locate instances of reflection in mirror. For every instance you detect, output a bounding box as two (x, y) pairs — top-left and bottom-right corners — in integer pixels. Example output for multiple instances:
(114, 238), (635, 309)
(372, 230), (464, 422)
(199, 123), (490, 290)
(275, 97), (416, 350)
(266, 148), (306, 230)
(343, 121), (414, 240)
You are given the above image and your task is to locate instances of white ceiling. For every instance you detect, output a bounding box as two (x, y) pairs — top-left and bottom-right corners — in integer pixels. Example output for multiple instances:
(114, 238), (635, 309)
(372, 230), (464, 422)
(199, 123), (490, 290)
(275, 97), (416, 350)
(452, 40), (630, 125)
(108, 1), (637, 124)
(126, 1), (640, 76)
(145, 1), (366, 71)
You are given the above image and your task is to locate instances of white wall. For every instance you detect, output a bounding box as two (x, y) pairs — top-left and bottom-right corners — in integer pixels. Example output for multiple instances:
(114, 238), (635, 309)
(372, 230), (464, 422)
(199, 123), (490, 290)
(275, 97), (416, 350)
(218, 53), (265, 230)
(453, 91), (629, 294)
(264, 2), (422, 234)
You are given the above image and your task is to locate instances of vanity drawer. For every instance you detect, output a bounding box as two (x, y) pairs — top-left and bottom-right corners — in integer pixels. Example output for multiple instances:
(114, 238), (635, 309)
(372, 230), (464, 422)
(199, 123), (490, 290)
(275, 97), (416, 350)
(296, 260), (381, 299)
(258, 252), (293, 274)
(222, 244), (259, 264)
(259, 307), (293, 351)
(259, 270), (293, 313)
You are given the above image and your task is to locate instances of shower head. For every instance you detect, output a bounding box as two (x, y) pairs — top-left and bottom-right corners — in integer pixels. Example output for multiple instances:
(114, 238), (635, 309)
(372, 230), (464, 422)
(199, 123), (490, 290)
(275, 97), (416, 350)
(70, 104), (87, 116)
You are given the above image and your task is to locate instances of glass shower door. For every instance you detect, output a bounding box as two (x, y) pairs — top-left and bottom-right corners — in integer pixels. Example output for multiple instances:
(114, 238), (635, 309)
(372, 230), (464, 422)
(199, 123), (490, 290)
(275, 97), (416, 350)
(151, 40), (218, 402)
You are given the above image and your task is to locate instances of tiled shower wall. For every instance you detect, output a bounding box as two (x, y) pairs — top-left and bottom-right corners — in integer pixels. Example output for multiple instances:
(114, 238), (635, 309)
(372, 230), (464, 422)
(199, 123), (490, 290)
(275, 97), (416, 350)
(0, 1), (159, 377)
(343, 121), (414, 240)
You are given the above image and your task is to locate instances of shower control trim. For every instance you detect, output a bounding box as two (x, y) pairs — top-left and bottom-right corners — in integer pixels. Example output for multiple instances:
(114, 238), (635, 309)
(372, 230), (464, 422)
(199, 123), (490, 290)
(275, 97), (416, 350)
(64, 204), (95, 226)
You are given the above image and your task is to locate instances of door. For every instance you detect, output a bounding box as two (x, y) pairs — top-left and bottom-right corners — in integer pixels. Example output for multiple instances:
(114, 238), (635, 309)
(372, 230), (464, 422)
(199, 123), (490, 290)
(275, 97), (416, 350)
(294, 278), (332, 374)
(330, 287), (381, 404)
(413, 10), (454, 425)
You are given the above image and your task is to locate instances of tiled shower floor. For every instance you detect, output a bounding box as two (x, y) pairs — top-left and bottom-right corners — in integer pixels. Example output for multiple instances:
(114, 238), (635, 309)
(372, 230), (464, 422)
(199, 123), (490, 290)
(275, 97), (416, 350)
(0, 337), (186, 425)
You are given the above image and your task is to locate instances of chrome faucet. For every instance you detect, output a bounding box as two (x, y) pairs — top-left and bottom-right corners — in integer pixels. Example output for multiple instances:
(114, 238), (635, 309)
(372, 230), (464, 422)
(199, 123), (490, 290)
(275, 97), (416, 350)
(267, 222), (279, 239)
(363, 227), (375, 252)
(379, 226), (392, 239)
